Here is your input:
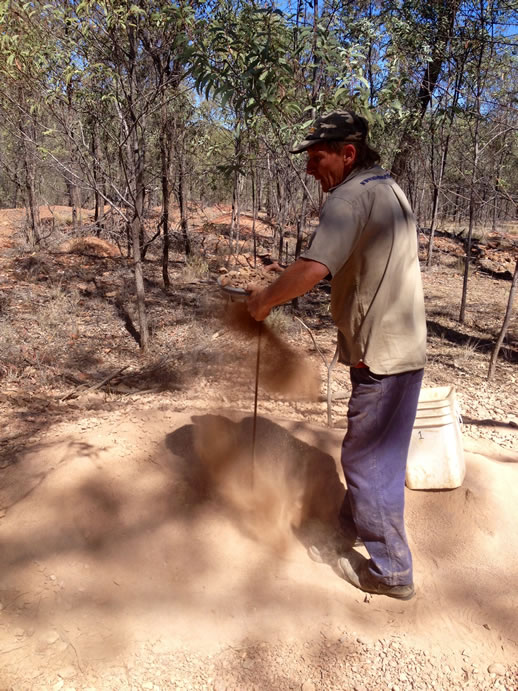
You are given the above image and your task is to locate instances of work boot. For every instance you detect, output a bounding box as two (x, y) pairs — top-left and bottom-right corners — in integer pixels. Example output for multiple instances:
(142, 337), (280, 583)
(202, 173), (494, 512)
(337, 551), (415, 600)
(307, 520), (362, 564)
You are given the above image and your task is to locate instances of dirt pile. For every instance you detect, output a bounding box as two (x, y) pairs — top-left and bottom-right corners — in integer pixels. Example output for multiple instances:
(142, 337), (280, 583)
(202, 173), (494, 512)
(58, 236), (122, 258)
(0, 409), (517, 689)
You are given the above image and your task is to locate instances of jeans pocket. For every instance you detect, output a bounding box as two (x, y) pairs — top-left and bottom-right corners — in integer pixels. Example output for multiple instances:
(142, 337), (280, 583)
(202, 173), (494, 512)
(352, 367), (385, 385)
(366, 370), (386, 384)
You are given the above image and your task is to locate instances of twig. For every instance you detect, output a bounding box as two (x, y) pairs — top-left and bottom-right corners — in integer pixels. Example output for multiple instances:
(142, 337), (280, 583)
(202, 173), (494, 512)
(0, 645), (26, 655)
(294, 316), (327, 366)
(56, 625), (85, 674)
(327, 345), (340, 428)
(60, 366), (129, 402)
(295, 317), (340, 427)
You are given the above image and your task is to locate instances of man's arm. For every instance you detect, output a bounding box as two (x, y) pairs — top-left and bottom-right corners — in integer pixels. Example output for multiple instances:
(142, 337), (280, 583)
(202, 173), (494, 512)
(247, 258), (330, 321)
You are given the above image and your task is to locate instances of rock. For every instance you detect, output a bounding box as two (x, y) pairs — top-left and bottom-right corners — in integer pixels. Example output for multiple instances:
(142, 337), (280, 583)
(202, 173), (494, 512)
(58, 666), (76, 680)
(142, 683), (154, 690)
(488, 663), (506, 676)
(40, 629), (60, 645)
(301, 682), (316, 691)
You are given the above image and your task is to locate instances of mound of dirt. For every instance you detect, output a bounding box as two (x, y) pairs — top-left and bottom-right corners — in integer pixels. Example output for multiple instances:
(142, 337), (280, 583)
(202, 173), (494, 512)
(0, 408), (517, 689)
(58, 236), (121, 257)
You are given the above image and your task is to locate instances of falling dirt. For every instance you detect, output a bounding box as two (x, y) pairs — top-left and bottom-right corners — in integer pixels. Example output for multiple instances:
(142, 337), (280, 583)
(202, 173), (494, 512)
(222, 302), (321, 401)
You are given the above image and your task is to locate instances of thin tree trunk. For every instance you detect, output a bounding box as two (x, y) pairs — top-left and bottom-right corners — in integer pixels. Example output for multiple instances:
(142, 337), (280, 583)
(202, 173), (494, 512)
(130, 131), (149, 349)
(228, 132), (241, 259)
(178, 136), (191, 257)
(127, 25), (149, 349)
(91, 122), (104, 232)
(391, 1), (460, 180)
(459, 15), (486, 324)
(20, 122), (40, 247)
(251, 162), (257, 267)
(160, 99), (172, 288)
(459, 154), (477, 324)
(488, 259), (518, 380)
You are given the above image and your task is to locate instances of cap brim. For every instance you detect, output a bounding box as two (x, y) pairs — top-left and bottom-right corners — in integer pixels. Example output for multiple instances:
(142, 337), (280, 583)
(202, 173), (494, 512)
(289, 139), (315, 154)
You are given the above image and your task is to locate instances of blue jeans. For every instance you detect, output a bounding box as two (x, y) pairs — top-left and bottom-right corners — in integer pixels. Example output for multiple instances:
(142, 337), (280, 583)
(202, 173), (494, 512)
(339, 367), (424, 586)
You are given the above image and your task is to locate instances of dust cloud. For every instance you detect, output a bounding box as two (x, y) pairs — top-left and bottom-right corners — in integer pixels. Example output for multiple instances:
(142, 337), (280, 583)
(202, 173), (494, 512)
(221, 302), (321, 401)
(190, 413), (344, 554)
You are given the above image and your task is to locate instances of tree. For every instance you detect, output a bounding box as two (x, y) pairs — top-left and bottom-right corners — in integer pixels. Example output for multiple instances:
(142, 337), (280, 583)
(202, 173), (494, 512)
(488, 259), (518, 380)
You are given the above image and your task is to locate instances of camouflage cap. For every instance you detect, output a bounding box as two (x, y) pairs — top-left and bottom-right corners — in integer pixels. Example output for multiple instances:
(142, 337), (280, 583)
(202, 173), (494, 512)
(289, 110), (368, 154)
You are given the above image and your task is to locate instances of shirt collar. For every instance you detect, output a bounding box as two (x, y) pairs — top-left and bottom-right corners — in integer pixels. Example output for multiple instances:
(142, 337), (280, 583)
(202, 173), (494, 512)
(328, 165), (385, 193)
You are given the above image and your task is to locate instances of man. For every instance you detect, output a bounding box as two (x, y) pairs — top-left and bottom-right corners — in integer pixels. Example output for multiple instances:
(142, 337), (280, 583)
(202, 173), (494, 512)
(247, 110), (426, 600)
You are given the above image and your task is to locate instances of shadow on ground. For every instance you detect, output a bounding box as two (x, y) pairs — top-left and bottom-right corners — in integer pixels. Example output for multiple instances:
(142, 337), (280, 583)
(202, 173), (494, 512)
(1, 409), (518, 684)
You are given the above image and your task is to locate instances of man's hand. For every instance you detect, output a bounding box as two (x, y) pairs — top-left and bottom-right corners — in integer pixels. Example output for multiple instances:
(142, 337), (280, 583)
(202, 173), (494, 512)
(264, 261), (284, 273)
(246, 258), (330, 322)
(247, 285), (272, 321)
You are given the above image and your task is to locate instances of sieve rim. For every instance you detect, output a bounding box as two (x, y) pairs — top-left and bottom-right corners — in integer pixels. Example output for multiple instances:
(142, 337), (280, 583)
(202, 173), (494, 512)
(216, 275), (251, 299)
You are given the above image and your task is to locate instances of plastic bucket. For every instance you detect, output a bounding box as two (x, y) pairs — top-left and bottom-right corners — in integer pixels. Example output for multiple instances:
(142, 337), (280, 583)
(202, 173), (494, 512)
(406, 386), (465, 490)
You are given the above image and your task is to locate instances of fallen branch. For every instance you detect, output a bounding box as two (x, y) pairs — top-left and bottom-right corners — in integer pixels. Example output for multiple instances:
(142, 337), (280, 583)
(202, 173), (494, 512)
(60, 365), (129, 402)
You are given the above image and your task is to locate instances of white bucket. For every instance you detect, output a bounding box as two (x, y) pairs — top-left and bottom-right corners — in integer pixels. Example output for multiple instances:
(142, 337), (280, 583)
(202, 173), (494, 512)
(406, 386), (465, 490)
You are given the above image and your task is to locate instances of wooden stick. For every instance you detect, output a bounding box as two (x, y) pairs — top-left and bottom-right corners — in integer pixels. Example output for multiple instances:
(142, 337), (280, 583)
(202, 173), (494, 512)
(60, 365), (129, 402)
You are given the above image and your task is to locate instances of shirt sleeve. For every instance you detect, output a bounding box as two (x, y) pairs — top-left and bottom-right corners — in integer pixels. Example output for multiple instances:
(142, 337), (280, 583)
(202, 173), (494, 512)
(300, 194), (363, 277)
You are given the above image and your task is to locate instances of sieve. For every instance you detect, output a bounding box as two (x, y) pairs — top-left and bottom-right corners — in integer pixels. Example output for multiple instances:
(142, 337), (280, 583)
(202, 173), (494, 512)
(216, 274), (251, 301)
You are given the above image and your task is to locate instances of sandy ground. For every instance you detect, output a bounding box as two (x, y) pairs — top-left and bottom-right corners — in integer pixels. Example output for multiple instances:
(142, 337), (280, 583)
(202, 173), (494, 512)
(1, 404), (517, 689)
(1, 207), (518, 689)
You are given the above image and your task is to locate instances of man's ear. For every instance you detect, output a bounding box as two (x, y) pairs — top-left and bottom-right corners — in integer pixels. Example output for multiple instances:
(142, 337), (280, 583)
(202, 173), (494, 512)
(342, 143), (357, 167)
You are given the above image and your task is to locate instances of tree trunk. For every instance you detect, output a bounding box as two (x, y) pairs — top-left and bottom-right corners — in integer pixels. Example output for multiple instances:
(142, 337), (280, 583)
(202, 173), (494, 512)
(228, 132), (241, 259)
(127, 24), (149, 349)
(20, 119), (40, 248)
(91, 122), (104, 233)
(488, 259), (518, 380)
(459, 19), (486, 324)
(459, 152), (477, 324)
(160, 99), (172, 288)
(295, 184), (308, 259)
(178, 136), (191, 257)
(391, 0), (460, 181)
(130, 130), (149, 350)
(251, 162), (258, 267)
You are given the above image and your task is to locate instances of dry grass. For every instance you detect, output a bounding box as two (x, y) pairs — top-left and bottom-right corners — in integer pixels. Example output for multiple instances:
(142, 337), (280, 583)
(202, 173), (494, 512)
(0, 282), (84, 388)
(265, 307), (301, 336)
(181, 254), (210, 281)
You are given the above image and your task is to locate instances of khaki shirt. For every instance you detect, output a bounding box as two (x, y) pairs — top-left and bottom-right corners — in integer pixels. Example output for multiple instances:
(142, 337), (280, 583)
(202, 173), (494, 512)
(301, 165), (426, 374)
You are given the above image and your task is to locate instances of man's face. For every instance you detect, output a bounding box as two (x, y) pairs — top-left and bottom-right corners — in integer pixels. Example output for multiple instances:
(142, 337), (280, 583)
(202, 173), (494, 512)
(305, 142), (356, 193)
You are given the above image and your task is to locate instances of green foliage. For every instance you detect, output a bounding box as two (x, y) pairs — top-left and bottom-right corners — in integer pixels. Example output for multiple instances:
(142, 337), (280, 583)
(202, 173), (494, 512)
(0, 0), (515, 248)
